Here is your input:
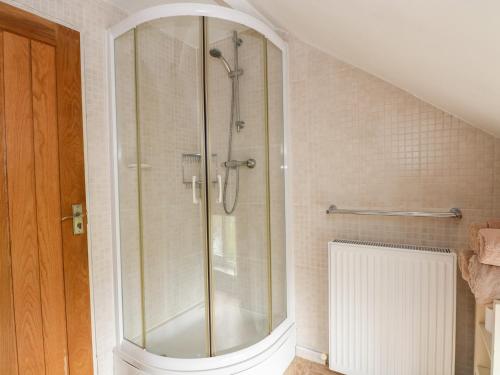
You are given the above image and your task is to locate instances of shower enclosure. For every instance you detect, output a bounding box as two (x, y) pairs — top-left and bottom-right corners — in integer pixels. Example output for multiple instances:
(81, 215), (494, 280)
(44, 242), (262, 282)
(110, 4), (293, 374)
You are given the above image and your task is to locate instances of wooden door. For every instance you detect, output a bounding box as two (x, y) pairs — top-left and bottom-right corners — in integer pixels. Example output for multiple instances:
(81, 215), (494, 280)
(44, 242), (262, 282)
(0, 3), (93, 375)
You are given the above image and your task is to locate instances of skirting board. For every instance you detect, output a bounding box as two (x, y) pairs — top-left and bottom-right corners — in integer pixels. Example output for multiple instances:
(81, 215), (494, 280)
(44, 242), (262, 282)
(295, 346), (328, 366)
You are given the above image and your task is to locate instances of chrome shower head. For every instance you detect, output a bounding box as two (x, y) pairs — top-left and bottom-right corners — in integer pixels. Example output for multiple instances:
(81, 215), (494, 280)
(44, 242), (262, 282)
(209, 48), (232, 74)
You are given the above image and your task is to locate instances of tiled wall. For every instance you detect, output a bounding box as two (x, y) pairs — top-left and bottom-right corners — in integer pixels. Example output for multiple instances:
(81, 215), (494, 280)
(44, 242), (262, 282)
(289, 37), (500, 375)
(4, 0), (127, 373)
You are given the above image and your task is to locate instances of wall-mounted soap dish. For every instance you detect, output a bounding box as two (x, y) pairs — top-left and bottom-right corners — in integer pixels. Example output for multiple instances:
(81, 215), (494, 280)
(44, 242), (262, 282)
(182, 152), (218, 185)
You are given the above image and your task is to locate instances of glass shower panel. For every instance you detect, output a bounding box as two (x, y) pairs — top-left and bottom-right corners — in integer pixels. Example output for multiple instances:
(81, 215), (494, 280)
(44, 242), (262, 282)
(206, 17), (270, 355)
(267, 41), (287, 329)
(115, 29), (144, 348)
(135, 17), (209, 358)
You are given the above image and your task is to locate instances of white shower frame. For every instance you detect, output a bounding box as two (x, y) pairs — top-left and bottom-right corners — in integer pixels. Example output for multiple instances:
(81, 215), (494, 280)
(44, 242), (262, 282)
(108, 3), (295, 374)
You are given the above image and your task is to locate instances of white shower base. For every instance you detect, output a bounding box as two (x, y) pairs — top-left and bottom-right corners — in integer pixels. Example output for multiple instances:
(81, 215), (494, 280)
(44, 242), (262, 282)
(115, 318), (295, 375)
(115, 292), (295, 374)
(145, 293), (269, 358)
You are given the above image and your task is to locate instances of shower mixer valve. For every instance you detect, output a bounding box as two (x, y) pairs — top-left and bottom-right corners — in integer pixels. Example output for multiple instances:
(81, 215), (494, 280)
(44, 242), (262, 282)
(222, 158), (256, 169)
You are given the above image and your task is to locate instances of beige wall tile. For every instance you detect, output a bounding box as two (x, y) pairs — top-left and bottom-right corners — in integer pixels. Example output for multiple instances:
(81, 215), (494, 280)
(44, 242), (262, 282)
(289, 36), (493, 375)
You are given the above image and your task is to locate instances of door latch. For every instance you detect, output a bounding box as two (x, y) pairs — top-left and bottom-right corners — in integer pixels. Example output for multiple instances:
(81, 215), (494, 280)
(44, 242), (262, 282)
(61, 204), (85, 235)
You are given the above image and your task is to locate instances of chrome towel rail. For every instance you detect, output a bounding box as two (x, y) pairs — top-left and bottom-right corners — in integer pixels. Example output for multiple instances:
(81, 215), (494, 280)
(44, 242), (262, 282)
(326, 205), (462, 219)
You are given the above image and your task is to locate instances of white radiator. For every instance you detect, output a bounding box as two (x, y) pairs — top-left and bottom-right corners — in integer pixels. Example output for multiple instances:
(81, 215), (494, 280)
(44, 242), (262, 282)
(328, 240), (456, 375)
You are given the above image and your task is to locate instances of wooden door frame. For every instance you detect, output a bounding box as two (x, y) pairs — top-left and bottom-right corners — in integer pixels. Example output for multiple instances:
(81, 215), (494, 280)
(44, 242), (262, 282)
(0, 2), (93, 375)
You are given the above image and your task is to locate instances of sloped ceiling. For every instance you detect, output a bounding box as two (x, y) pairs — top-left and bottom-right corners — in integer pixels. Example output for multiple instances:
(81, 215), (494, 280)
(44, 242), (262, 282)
(107, 0), (500, 136)
(247, 0), (500, 136)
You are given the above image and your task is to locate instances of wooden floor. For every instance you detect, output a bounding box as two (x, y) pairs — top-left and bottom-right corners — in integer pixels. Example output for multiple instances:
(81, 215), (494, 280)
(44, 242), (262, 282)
(285, 357), (341, 375)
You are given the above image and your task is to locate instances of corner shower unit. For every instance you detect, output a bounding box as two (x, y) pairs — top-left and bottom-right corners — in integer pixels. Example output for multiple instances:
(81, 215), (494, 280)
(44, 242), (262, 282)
(109, 4), (293, 375)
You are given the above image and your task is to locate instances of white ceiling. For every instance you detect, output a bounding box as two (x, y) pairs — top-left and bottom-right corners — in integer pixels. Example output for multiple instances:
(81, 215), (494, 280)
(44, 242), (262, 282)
(247, 0), (500, 136)
(107, 0), (500, 136)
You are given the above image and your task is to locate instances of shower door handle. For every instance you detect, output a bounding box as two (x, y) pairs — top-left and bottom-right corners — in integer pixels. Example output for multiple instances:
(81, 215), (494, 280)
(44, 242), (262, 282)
(217, 174), (222, 204)
(192, 176), (199, 204)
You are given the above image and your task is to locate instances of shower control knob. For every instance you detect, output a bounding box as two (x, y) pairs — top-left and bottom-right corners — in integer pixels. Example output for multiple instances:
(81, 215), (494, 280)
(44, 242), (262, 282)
(222, 159), (256, 169)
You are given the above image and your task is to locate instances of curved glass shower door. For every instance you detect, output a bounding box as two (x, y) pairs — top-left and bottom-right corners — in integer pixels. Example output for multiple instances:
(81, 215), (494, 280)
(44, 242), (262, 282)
(206, 17), (270, 355)
(114, 13), (287, 360)
(137, 17), (210, 358)
(115, 16), (210, 358)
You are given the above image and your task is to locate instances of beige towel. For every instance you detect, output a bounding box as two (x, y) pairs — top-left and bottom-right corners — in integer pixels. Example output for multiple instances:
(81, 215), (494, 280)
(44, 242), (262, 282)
(478, 228), (500, 267)
(488, 219), (500, 229)
(469, 223), (487, 252)
(457, 249), (474, 282)
(468, 255), (500, 304)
